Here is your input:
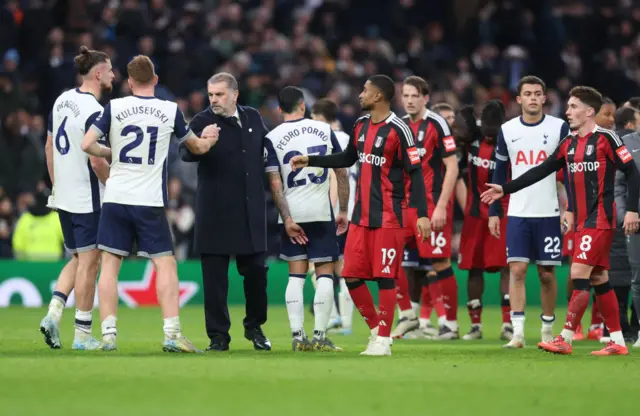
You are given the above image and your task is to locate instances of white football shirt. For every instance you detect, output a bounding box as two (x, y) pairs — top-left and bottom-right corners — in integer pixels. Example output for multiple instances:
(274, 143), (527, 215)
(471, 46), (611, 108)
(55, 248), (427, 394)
(264, 118), (342, 223)
(48, 88), (105, 213)
(496, 114), (570, 217)
(91, 95), (192, 207)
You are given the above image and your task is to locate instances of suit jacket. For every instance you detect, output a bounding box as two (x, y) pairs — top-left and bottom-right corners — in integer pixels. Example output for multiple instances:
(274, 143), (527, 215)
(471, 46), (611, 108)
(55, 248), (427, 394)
(180, 105), (269, 255)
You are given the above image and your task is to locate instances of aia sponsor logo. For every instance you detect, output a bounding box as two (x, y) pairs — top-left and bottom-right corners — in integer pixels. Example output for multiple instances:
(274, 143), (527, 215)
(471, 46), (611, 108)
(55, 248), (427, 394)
(568, 161), (600, 172)
(468, 153), (496, 169)
(359, 152), (387, 166)
(515, 150), (548, 165)
(617, 146), (633, 163)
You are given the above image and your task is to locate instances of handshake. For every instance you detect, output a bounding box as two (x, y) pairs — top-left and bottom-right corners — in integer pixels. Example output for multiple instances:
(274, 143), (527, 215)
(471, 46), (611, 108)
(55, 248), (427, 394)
(201, 124), (221, 147)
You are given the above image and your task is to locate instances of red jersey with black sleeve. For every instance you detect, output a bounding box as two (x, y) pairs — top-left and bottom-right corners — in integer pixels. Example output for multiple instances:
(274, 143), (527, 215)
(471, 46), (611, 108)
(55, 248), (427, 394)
(402, 110), (457, 214)
(307, 112), (428, 228)
(503, 126), (640, 231)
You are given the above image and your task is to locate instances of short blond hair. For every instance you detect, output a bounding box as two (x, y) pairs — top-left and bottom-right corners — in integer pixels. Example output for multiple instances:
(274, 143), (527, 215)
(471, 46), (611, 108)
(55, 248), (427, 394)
(127, 55), (155, 84)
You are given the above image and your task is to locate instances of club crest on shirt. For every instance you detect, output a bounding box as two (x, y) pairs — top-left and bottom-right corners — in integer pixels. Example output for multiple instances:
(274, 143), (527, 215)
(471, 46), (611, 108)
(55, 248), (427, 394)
(375, 136), (384, 148)
(586, 145), (594, 156)
(417, 131), (425, 142)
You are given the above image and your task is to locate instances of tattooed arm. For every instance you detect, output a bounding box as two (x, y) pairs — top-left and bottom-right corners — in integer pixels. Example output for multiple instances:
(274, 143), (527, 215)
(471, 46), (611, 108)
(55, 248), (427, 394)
(268, 171), (307, 244)
(267, 171), (292, 222)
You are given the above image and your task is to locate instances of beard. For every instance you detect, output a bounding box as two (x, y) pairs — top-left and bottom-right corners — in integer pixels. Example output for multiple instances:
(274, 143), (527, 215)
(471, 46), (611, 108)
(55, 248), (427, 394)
(101, 83), (113, 94)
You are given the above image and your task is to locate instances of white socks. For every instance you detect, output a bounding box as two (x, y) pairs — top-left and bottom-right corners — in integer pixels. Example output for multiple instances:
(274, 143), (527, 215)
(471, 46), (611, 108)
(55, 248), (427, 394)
(541, 314), (555, 330)
(560, 328), (574, 343)
(609, 330), (625, 346)
(48, 296), (65, 324)
(399, 308), (417, 320)
(286, 274), (306, 339)
(313, 275), (334, 338)
(338, 279), (353, 329)
(163, 316), (182, 339)
(74, 310), (92, 341)
(511, 311), (525, 338)
(101, 315), (117, 343)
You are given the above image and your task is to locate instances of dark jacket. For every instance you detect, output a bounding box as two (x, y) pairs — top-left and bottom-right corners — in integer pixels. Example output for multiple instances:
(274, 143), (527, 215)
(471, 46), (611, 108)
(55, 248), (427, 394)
(611, 128), (636, 285)
(180, 105), (269, 255)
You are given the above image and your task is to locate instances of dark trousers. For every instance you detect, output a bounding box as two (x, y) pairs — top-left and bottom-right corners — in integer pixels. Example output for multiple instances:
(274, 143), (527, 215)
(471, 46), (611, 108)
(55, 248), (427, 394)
(201, 252), (268, 343)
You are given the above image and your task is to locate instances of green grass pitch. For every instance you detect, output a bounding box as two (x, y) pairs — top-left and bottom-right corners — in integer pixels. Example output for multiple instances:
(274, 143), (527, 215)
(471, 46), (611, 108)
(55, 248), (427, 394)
(0, 306), (638, 415)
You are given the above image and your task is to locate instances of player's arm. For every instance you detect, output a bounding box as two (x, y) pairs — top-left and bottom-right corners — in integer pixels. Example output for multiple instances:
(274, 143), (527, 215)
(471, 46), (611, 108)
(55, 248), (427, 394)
(307, 134), (358, 168)
(46, 112), (54, 185)
(175, 108), (218, 155)
(328, 130), (349, 216)
(615, 170), (627, 226)
(82, 104), (112, 158)
(396, 124), (428, 219)
(488, 128), (509, 216)
(501, 144), (565, 195)
(84, 111), (110, 184)
(263, 137), (291, 221)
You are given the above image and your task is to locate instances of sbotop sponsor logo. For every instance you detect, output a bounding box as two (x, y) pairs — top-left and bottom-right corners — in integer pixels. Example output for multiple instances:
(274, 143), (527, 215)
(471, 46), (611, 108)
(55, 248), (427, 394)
(358, 152), (387, 166)
(568, 161), (600, 172)
(468, 153), (496, 169)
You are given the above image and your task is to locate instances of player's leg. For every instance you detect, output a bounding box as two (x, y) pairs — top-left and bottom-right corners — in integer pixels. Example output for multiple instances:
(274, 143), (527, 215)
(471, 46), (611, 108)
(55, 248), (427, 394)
(532, 217), (562, 342)
(40, 255), (77, 349)
(463, 269), (484, 340)
(307, 261), (317, 316)
(95, 203), (135, 350)
(459, 216), (486, 340)
(305, 222), (343, 351)
(391, 208), (420, 337)
(504, 216), (531, 348)
(390, 247), (420, 338)
(311, 261), (342, 351)
(279, 225), (312, 350)
(341, 224), (381, 342)
(431, 258), (459, 340)
(71, 211), (102, 349)
(586, 230), (628, 355)
(499, 268), (513, 340)
(40, 209), (79, 349)
(537, 265), (557, 342)
(357, 227), (405, 356)
(133, 205), (201, 353)
(98, 251), (122, 350)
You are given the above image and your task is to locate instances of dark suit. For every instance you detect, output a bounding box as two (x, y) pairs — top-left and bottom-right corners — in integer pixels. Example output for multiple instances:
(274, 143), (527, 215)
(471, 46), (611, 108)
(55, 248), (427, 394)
(180, 105), (269, 345)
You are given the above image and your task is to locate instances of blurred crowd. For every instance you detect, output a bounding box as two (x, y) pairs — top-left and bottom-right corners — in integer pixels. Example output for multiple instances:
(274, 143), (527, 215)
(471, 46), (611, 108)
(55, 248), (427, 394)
(2, 0), (640, 260)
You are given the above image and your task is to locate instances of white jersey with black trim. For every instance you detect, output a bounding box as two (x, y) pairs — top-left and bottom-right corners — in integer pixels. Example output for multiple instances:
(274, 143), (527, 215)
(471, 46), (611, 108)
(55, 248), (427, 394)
(496, 114), (569, 217)
(91, 95), (192, 207)
(264, 118), (343, 223)
(49, 88), (105, 213)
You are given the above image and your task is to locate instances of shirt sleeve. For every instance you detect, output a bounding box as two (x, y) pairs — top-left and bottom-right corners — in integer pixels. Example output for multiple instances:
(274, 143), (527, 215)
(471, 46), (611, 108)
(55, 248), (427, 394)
(436, 120), (457, 158)
(173, 107), (193, 143)
(330, 130), (343, 153)
(47, 112), (53, 136)
(90, 103), (111, 137)
(393, 121), (421, 172)
(605, 131), (639, 213)
(264, 137), (280, 173)
(492, 129), (509, 184)
(560, 121), (570, 141)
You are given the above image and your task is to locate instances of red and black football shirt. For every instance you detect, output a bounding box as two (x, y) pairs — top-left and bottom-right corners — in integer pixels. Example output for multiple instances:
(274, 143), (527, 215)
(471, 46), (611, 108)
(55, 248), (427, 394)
(403, 110), (457, 214)
(350, 113), (422, 228)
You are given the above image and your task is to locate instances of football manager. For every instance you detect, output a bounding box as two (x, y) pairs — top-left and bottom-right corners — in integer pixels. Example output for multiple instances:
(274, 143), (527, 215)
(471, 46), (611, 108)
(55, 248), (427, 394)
(180, 72), (271, 351)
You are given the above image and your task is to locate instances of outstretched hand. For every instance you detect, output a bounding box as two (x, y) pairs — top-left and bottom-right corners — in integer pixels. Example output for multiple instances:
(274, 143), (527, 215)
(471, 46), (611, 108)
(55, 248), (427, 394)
(480, 184), (504, 205)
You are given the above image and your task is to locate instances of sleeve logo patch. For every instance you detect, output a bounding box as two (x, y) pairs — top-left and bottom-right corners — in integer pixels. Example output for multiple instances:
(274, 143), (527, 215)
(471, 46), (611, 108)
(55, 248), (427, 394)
(617, 146), (633, 163)
(408, 147), (421, 165)
(443, 136), (457, 152)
